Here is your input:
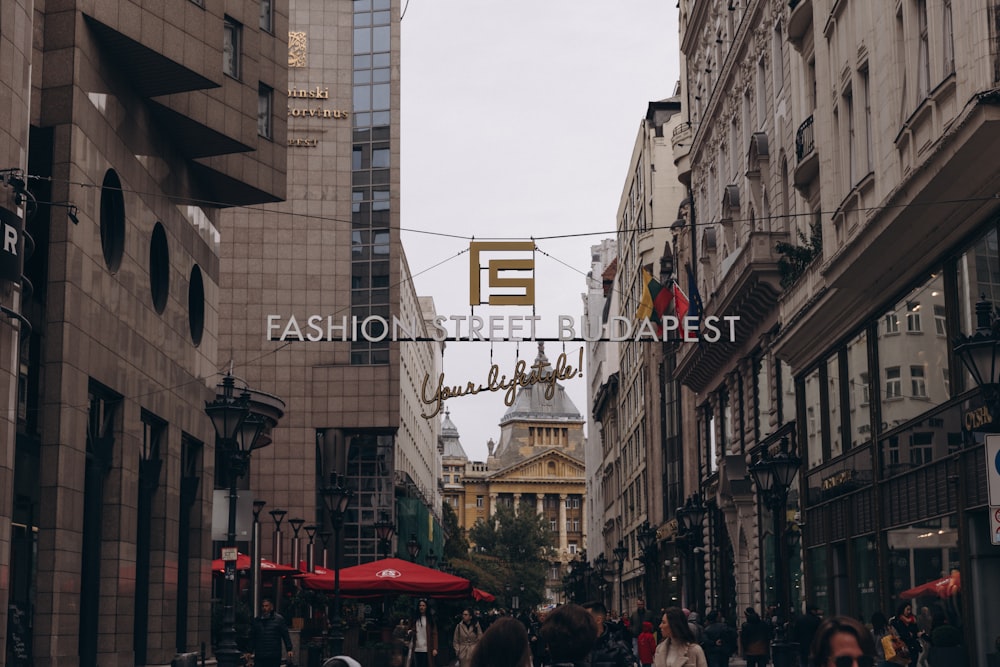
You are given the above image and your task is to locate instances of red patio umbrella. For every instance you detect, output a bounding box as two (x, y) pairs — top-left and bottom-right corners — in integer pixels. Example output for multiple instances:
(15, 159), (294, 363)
(899, 571), (960, 600)
(472, 588), (496, 602)
(298, 557), (474, 599)
(212, 553), (300, 575)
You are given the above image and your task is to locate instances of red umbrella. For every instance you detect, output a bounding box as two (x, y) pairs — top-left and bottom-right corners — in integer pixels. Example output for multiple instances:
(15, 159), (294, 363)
(899, 571), (960, 600)
(299, 557), (474, 599)
(472, 588), (495, 602)
(212, 553), (300, 574)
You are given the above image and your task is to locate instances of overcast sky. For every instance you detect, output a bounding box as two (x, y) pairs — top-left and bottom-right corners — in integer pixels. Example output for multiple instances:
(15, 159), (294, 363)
(400, 1), (680, 462)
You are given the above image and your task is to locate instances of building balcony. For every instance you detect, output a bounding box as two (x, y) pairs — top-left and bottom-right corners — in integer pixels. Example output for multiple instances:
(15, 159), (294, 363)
(793, 114), (819, 192)
(788, 0), (813, 49)
(675, 230), (788, 393)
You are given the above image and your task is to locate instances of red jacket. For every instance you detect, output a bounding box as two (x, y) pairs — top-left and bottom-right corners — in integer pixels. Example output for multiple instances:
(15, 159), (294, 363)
(638, 630), (657, 664)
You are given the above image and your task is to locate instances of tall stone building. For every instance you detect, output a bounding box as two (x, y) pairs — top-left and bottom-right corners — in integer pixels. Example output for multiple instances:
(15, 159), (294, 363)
(218, 0), (443, 571)
(0, 0), (288, 664)
(675, 0), (1000, 659)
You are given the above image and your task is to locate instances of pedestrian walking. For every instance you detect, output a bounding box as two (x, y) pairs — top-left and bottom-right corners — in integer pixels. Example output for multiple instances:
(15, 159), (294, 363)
(470, 616), (532, 667)
(407, 599), (438, 667)
(889, 604), (923, 667)
(792, 606), (824, 667)
(454, 607), (484, 667)
(248, 599), (294, 667)
(702, 610), (737, 667)
(539, 603), (597, 667)
(583, 600), (635, 667)
(631, 599), (654, 657)
(654, 607), (707, 667)
(637, 621), (657, 667)
(739, 608), (771, 667)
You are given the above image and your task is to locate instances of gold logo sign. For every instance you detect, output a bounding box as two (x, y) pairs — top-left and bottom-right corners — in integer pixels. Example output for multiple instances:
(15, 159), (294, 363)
(469, 241), (535, 306)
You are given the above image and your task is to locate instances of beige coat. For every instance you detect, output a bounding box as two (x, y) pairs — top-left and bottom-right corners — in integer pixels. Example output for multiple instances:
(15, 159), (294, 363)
(453, 620), (482, 667)
(654, 638), (708, 667)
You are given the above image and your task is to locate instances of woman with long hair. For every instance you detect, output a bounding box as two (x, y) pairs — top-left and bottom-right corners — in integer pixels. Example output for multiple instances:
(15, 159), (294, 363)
(889, 604), (922, 667)
(469, 616), (532, 667)
(654, 607), (707, 667)
(454, 607), (484, 667)
(810, 615), (878, 667)
(407, 599), (438, 667)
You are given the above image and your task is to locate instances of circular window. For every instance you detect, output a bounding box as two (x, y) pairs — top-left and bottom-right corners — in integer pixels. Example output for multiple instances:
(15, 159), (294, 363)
(99, 169), (126, 272)
(188, 264), (205, 346)
(149, 222), (169, 314)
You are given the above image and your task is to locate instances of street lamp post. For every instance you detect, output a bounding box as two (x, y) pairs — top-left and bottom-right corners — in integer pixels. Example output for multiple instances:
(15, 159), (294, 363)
(636, 522), (658, 609)
(289, 517), (305, 569)
(321, 472), (354, 655)
(304, 524), (317, 573)
(592, 553), (609, 609)
(374, 510), (396, 559)
(251, 499), (266, 616)
(675, 495), (706, 612)
(612, 540), (628, 616)
(269, 508), (287, 614)
(406, 533), (421, 562)
(749, 444), (801, 667)
(319, 530), (332, 568)
(205, 374), (282, 667)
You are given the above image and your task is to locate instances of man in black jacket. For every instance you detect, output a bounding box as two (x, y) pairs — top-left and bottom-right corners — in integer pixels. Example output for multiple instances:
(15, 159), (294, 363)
(702, 610), (737, 667)
(249, 599), (294, 667)
(582, 601), (635, 667)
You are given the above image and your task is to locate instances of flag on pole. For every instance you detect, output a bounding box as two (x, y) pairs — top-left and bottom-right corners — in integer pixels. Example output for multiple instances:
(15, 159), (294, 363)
(672, 281), (692, 337)
(635, 268), (673, 331)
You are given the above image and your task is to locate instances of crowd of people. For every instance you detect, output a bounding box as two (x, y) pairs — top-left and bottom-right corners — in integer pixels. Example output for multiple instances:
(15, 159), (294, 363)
(241, 595), (958, 667)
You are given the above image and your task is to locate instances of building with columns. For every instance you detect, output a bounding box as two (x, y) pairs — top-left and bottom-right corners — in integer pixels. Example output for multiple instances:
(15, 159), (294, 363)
(447, 344), (588, 603)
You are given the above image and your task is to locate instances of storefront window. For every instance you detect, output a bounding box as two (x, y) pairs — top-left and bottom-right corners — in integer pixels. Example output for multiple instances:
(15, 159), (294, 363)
(886, 518), (961, 627)
(877, 272), (948, 430)
(847, 329), (870, 447)
(878, 393), (964, 476)
(853, 535), (879, 622)
(806, 547), (830, 615)
(957, 225), (1000, 391)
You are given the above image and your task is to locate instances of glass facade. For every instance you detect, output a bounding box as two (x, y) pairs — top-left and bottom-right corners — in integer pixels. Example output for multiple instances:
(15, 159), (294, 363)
(351, 0), (392, 365)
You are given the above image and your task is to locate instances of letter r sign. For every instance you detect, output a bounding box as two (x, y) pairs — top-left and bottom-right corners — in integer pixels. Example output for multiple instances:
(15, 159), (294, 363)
(469, 241), (535, 306)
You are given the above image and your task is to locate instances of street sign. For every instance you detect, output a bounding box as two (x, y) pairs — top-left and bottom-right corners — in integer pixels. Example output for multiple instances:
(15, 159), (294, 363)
(987, 435), (1000, 506)
(221, 547), (238, 561)
(992, 507), (1000, 546)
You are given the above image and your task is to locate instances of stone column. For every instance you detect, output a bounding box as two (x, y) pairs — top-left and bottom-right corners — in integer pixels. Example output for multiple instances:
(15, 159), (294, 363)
(536, 494), (544, 515)
(490, 493), (498, 517)
(559, 493), (568, 554)
(513, 493), (521, 516)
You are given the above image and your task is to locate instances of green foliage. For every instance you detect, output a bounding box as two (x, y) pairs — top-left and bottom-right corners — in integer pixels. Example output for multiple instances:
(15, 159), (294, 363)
(776, 219), (823, 288)
(466, 505), (554, 609)
(442, 502), (470, 560)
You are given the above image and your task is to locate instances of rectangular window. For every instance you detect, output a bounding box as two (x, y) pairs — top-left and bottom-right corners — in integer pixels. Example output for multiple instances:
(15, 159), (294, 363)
(917, 0), (930, 97)
(934, 305), (946, 335)
(757, 58), (767, 128)
(942, 0), (954, 75)
(909, 432), (933, 465)
(550, 519), (557, 532)
(260, 0), (273, 32)
(885, 313), (900, 334)
(257, 84), (273, 139)
(223, 17), (242, 79)
(568, 543), (577, 554)
(886, 367), (902, 399)
(910, 365), (927, 398)
(861, 67), (873, 174)
(844, 87), (855, 186)
(859, 372), (870, 406)
(476, 495), (484, 508)
(906, 302), (922, 332)
(773, 23), (784, 93)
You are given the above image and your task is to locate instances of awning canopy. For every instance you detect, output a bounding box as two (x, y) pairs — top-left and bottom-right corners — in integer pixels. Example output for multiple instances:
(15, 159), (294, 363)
(212, 553), (300, 575)
(899, 571), (960, 600)
(299, 557), (475, 599)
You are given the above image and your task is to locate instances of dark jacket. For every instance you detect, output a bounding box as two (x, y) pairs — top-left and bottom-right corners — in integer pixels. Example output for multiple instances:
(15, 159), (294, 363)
(792, 613), (822, 660)
(590, 626), (635, 667)
(250, 612), (293, 658)
(739, 618), (772, 657)
(704, 622), (737, 657)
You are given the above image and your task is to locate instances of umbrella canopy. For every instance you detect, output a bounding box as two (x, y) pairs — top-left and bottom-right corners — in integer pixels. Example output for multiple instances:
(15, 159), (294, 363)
(900, 571), (961, 600)
(212, 553), (300, 575)
(299, 557), (474, 599)
(472, 588), (495, 602)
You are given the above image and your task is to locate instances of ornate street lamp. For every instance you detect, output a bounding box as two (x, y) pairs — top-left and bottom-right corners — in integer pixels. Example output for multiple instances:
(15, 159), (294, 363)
(636, 521), (658, 609)
(612, 540), (628, 616)
(289, 517), (305, 570)
(304, 524), (317, 573)
(592, 553), (609, 608)
(749, 443), (801, 667)
(374, 510), (396, 559)
(406, 533), (421, 562)
(676, 495), (707, 613)
(321, 472), (353, 655)
(251, 499), (267, 615)
(953, 296), (1000, 389)
(205, 374), (283, 667)
(319, 530), (332, 568)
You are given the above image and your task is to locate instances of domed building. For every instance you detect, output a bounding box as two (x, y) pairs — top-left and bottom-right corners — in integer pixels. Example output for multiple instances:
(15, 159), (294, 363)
(446, 343), (587, 602)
